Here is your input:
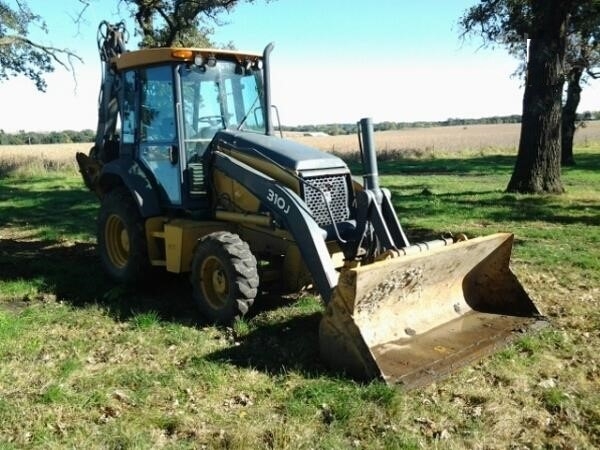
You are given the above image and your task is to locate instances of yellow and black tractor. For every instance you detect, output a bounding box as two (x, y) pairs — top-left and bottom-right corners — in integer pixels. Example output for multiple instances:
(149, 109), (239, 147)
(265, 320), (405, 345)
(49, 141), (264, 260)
(77, 22), (545, 387)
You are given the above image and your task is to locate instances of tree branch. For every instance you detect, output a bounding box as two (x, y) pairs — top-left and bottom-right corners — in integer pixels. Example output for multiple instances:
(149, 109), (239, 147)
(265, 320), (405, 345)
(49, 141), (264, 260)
(74, 0), (91, 24)
(0, 35), (83, 72)
(587, 68), (600, 79)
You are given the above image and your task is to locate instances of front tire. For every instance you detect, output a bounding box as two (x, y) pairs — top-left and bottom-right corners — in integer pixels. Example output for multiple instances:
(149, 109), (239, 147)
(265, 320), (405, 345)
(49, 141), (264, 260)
(97, 188), (149, 283)
(191, 231), (259, 324)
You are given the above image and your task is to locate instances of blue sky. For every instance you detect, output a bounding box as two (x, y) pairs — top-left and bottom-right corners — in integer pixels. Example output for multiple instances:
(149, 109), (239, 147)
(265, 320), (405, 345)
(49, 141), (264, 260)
(1, 0), (598, 132)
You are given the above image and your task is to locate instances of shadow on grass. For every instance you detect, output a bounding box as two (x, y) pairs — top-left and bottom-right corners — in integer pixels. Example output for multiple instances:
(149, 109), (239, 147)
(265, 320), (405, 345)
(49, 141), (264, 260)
(0, 238), (192, 320)
(0, 180), (97, 240)
(205, 312), (330, 377)
(346, 154), (518, 176)
(378, 153), (600, 228)
(0, 237), (337, 378)
(563, 152), (600, 172)
(0, 178), (200, 323)
(348, 151), (600, 177)
(469, 195), (600, 226)
(391, 190), (600, 227)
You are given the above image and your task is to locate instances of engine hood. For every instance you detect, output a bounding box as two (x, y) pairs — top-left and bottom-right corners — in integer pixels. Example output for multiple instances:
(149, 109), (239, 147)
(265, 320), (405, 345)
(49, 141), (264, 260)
(214, 130), (348, 173)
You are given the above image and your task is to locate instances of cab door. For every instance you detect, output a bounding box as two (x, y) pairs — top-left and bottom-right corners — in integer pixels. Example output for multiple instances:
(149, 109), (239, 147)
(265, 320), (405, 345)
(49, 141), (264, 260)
(138, 65), (182, 206)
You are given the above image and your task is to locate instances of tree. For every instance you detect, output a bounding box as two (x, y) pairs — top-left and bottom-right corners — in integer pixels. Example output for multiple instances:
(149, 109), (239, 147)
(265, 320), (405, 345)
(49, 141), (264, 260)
(461, 0), (600, 193)
(507, 1), (569, 193)
(120, 0), (262, 48)
(0, 0), (81, 91)
(561, 6), (600, 166)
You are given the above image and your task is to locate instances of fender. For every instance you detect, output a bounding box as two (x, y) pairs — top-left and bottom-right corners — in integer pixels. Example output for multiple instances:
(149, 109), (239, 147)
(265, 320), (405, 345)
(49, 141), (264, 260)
(99, 158), (161, 218)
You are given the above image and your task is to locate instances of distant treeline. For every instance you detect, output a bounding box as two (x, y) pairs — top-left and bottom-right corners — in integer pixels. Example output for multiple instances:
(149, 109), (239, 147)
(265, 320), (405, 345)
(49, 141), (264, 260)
(1, 111), (599, 144)
(282, 111), (600, 136)
(0, 129), (95, 146)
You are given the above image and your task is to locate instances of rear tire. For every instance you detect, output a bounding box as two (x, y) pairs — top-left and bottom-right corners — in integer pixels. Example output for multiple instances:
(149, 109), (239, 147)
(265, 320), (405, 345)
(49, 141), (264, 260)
(191, 231), (258, 324)
(97, 188), (149, 283)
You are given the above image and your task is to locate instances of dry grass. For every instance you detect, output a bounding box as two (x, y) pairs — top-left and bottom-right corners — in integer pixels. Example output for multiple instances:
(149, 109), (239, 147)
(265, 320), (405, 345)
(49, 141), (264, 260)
(287, 121), (600, 155)
(0, 143), (88, 176)
(3, 122), (600, 176)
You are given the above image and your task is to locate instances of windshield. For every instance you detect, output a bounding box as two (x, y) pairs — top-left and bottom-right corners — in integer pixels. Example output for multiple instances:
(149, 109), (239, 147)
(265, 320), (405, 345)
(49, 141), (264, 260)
(179, 61), (265, 144)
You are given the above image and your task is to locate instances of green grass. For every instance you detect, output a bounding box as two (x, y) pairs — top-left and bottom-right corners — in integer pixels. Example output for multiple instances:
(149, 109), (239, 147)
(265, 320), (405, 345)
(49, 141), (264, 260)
(0, 174), (96, 241)
(131, 310), (162, 329)
(0, 147), (599, 448)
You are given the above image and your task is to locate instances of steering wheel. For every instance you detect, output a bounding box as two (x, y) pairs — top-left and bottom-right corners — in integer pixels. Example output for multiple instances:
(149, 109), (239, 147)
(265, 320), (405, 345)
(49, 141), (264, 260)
(198, 115), (226, 127)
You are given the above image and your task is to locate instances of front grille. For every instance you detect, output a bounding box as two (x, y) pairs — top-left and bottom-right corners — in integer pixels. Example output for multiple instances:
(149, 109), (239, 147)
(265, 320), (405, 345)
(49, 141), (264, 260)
(302, 175), (350, 226)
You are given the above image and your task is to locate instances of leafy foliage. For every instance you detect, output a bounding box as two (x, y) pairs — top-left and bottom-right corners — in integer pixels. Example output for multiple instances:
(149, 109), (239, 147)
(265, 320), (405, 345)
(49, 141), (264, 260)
(0, 1), (53, 90)
(121, 0), (263, 47)
(0, 0), (80, 91)
(460, 0), (600, 63)
(460, 0), (532, 62)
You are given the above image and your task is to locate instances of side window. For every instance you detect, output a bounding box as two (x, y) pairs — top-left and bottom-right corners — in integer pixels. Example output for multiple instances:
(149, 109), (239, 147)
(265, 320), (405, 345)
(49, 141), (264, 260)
(140, 66), (176, 142)
(122, 70), (136, 144)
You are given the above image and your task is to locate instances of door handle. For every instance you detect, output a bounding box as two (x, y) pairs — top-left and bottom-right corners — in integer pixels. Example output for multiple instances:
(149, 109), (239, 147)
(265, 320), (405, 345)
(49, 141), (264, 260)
(169, 145), (179, 165)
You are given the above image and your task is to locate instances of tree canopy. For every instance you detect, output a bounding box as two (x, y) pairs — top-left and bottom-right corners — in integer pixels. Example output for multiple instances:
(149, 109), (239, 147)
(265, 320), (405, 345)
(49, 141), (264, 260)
(121, 0), (262, 48)
(0, 0), (80, 91)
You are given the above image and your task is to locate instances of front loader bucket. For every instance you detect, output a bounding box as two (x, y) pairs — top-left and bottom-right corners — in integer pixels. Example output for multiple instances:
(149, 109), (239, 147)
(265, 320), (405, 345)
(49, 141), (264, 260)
(319, 233), (546, 388)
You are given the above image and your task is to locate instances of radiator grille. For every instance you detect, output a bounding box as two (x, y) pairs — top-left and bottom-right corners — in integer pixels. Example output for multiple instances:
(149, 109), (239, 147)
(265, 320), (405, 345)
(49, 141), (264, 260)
(302, 175), (350, 226)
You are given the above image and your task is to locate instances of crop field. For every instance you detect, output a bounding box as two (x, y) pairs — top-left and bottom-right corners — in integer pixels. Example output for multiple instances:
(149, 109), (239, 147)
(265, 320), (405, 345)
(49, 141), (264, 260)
(0, 142), (86, 177)
(3, 121), (600, 173)
(288, 120), (600, 155)
(0, 125), (599, 448)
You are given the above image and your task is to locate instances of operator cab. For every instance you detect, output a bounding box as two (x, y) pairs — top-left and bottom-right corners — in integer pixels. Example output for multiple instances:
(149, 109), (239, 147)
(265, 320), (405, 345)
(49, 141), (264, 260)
(116, 49), (267, 210)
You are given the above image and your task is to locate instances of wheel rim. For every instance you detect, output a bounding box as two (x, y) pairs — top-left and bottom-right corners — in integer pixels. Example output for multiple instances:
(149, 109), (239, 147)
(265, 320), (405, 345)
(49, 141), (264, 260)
(199, 256), (229, 310)
(105, 214), (129, 269)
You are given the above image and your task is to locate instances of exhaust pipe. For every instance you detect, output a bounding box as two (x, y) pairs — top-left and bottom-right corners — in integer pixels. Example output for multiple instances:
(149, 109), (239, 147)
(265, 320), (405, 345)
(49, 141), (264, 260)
(263, 42), (275, 136)
(357, 117), (383, 204)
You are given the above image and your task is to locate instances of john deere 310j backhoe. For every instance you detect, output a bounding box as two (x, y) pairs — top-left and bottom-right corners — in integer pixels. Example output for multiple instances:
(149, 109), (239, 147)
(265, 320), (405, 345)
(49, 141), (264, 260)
(77, 22), (545, 387)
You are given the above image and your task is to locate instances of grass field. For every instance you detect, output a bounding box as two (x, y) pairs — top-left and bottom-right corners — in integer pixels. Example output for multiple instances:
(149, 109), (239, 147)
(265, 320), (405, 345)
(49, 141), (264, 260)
(0, 128), (599, 448)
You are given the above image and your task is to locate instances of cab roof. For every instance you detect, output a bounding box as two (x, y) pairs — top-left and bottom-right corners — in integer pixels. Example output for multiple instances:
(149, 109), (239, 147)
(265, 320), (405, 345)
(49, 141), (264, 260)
(113, 47), (262, 71)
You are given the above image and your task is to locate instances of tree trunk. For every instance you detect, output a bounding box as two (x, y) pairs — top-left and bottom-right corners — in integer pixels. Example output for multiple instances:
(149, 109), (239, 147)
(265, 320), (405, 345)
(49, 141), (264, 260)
(561, 67), (583, 166)
(507, 0), (569, 194)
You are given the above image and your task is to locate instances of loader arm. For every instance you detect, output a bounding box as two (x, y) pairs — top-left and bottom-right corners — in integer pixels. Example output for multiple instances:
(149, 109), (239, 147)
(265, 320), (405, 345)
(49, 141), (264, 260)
(211, 151), (339, 302)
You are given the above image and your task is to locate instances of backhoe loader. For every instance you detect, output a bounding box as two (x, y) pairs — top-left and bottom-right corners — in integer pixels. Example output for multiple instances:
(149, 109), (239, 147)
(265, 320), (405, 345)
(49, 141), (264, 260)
(77, 22), (545, 387)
